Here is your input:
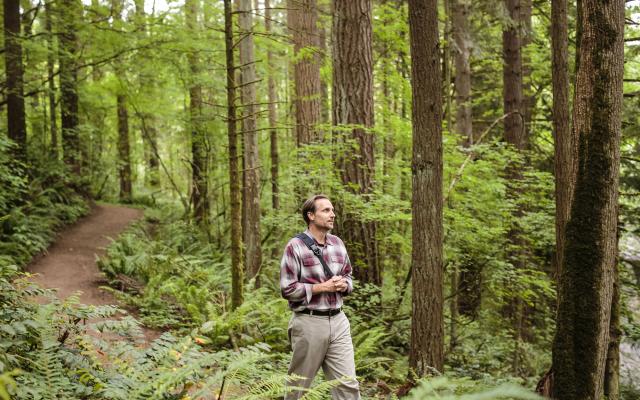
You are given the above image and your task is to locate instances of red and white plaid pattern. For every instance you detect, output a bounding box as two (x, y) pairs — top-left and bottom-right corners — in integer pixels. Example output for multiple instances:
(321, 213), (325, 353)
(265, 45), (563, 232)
(280, 231), (354, 311)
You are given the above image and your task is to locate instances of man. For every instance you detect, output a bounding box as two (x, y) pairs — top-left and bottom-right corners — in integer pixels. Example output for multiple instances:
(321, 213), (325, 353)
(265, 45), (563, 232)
(280, 194), (360, 400)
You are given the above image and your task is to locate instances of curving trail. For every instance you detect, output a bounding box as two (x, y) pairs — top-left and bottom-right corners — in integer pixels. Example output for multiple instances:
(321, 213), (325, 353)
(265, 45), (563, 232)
(27, 203), (158, 341)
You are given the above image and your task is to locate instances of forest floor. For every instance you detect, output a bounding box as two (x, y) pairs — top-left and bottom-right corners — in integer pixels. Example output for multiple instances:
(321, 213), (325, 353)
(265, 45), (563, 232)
(26, 203), (160, 343)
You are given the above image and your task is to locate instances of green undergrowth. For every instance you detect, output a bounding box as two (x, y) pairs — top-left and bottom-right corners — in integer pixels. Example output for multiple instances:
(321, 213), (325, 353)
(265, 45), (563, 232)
(94, 201), (554, 398)
(0, 138), (89, 269)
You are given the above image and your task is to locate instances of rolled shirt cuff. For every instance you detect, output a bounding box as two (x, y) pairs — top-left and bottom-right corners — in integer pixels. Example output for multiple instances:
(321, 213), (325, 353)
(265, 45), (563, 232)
(304, 283), (313, 304)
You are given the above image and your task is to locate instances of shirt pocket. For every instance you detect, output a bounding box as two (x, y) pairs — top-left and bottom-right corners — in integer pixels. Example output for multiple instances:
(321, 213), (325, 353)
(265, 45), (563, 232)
(330, 254), (344, 272)
(302, 255), (319, 268)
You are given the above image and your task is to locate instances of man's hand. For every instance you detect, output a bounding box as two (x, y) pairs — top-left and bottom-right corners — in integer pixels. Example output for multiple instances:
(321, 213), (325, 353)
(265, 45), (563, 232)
(313, 275), (348, 294)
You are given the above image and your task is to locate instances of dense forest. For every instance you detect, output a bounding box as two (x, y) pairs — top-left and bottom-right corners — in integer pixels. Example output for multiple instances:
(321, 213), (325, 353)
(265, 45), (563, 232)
(1, 0), (640, 398)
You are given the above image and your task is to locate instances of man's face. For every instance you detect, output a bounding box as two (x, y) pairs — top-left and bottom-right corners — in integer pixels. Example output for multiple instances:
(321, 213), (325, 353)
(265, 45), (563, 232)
(309, 198), (335, 231)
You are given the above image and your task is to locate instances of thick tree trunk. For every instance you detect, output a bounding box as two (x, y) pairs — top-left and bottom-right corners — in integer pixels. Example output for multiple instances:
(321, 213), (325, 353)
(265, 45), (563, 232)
(45, 0), (58, 158)
(552, 0), (624, 398)
(265, 0), (279, 212)
(552, 0), (574, 278)
(117, 94), (132, 202)
(332, 0), (380, 285)
(408, 0), (444, 377)
(59, 0), (81, 174)
(186, 0), (209, 226)
(4, 0), (27, 161)
(288, 0), (322, 144)
(225, 0), (244, 309)
(238, 0), (262, 284)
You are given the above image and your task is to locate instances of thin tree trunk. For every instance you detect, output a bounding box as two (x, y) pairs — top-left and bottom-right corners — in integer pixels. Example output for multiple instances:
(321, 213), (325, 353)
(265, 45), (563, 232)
(186, 0), (209, 226)
(552, 0), (624, 397)
(59, 0), (81, 174)
(332, 0), (380, 285)
(265, 0), (279, 212)
(408, 0), (444, 377)
(503, 0), (524, 148)
(452, 0), (472, 145)
(117, 94), (132, 202)
(225, 0), (244, 309)
(4, 0), (27, 161)
(604, 262), (621, 400)
(552, 0), (574, 279)
(520, 0), (533, 145)
(238, 0), (262, 284)
(45, 0), (58, 158)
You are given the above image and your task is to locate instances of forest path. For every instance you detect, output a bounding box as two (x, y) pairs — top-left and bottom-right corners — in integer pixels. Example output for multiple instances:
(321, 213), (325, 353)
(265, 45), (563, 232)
(27, 203), (159, 342)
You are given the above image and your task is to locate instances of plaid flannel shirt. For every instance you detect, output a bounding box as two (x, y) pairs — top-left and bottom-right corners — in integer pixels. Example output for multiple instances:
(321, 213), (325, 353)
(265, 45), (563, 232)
(280, 230), (354, 311)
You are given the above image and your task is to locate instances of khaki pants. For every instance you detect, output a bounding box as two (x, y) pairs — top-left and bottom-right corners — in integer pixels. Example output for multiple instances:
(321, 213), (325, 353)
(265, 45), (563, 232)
(286, 311), (360, 400)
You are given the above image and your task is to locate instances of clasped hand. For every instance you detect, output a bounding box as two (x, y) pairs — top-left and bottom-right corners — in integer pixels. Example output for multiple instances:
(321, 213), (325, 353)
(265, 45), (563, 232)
(323, 275), (348, 293)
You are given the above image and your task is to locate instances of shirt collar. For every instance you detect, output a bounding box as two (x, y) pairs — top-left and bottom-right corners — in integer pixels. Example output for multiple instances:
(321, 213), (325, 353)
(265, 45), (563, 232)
(304, 229), (335, 246)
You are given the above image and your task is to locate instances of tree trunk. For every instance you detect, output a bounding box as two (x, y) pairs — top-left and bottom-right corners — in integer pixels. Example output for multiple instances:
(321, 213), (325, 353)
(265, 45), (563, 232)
(332, 0), (380, 285)
(520, 0), (533, 144)
(45, 0), (58, 158)
(502, 0), (524, 149)
(186, 0), (209, 226)
(552, 0), (574, 279)
(408, 0), (444, 377)
(4, 0), (27, 161)
(552, 0), (624, 398)
(452, 0), (472, 146)
(117, 94), (132, 202)
(265, 0), (279, 212)
(59, 0), (81, 174)
(288, 0), (322, 144)
(238, 0), (262, 284)
(604, 263), (621, 400)
(225, 0), (244, 309)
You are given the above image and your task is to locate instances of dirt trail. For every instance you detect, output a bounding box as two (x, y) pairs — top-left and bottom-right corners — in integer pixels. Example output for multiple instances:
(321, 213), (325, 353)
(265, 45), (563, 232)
(27, 203), (158, 341)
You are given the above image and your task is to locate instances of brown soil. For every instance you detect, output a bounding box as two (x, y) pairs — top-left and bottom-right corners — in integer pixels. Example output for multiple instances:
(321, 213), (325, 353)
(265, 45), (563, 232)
(27, 203), (159, 342)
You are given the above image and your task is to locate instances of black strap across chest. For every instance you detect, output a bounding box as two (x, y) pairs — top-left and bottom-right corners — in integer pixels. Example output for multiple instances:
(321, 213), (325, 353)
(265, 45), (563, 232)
(295, 233), (334, 279)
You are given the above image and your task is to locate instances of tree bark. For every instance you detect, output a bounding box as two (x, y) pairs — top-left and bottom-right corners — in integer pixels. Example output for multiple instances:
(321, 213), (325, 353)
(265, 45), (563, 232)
(186, 0), (209, 226)
(4, 0), (27, 161)
(408, 0), (444, 377)
(502, 0), (524, 149)
(452, 0), (472, 146)
(265, 0), (279, 212)
(225, 0), (244, 309)
(288, 0), (322, 145)
(604, 263), (621, 400)
(117, 94), (132, 202)
(552, 0), (624, 398)
(332, 0), (380, 285)
(45, 0), (58, 158)
(552, 0), (574, 279)
(59, 0), (81, 174)
(520, 0), (533, 144)
(238, 0), (262, 284)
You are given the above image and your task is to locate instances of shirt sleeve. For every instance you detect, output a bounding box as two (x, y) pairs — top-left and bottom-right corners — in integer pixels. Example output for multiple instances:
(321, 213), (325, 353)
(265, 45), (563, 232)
(342, 252), (354, 296)
(280, 241), (312, 304)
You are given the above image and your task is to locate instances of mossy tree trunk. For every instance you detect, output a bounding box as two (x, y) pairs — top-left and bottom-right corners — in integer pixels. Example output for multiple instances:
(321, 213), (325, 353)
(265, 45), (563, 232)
(59, 0), (82, 175)
(408, 0), (444, 377)
(551, 0), (624, 398)
(225, 0), (244, 309)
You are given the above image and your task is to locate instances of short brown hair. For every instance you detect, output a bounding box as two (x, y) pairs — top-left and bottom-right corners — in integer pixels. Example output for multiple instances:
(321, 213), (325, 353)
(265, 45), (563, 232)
(301, 194), (330, 226)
